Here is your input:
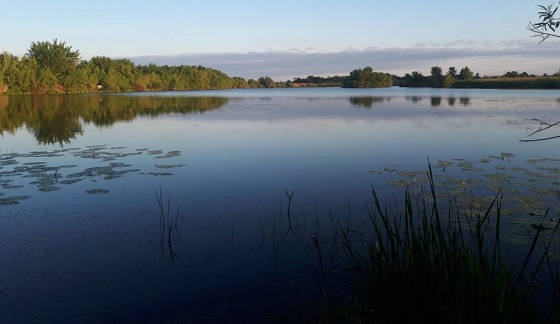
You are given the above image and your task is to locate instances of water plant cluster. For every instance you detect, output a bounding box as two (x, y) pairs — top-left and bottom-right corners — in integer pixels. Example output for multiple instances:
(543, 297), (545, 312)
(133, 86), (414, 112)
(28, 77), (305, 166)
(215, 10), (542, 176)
(0, 145), (185, 205)
(308, 165), (560, 323)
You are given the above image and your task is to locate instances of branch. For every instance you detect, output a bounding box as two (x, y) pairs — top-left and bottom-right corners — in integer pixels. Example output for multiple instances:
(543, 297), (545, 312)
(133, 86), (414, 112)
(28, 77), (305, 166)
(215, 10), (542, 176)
(520, 135), (560, 142)
(528, 23), (560, 43)
(526, 120), (560, 137)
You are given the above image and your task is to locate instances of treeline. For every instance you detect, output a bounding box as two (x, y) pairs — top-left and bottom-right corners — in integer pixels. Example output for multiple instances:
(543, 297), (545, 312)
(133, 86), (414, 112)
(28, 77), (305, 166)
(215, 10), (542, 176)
(291, 75), (347, 87)
(342, 67), (393, 88)
(267, 66), (393, 89)
(0, 40), (264, 94)
(279, 66), (560, 90)
(395, 66), (560, 89)
(395, 66), (478, 88)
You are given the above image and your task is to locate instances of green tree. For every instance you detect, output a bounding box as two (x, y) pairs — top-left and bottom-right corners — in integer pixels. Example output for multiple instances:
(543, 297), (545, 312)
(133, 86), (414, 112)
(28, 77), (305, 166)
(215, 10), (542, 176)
(430, 66), (443, 87)
(1, 40), (274, 94)
(443, 73), (456, 88)
(343, 66), (393, 88)
(33, 68), (58, 94)
(448, 67), (457, 77)
(258, 76), (276, 88)
(27, 39), (80, 89)
(459, 67), (473, 80)
(0, 78), (6, 94)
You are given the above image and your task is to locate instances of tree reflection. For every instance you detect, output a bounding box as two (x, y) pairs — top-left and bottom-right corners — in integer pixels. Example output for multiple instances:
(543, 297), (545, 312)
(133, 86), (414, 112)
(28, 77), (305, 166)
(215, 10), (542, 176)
(430, 97), (442, 107)
(348, 96), (386, 108)
(0, 95), (229, 144)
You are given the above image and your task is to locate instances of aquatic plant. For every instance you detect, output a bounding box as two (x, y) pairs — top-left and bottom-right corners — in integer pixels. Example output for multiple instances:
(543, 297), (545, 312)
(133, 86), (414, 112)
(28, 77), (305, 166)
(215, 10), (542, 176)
(155, 189), (182, 263)
(329, 164), (559, 323)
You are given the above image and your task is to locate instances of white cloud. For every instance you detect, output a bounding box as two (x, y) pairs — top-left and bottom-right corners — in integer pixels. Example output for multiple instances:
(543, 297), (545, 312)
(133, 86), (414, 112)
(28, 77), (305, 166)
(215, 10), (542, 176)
(130, 39), (560, 80)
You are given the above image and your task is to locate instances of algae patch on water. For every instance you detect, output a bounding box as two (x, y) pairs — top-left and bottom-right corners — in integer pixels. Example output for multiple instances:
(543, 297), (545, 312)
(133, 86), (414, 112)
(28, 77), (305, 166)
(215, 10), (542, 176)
(0, 146), (185, 204)
(155, 164), (186, 169)
(85, 189), (110, 194)
(0, 196), (31, 205)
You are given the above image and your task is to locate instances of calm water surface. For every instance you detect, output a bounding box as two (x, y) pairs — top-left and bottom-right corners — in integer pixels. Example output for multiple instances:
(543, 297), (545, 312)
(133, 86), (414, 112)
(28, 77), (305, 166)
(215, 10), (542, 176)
(1, 87), (560, 322)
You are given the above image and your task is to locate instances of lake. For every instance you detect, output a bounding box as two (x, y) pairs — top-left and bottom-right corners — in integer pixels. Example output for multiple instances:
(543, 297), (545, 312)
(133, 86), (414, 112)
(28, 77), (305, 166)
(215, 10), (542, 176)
(1, 87), (560, 322)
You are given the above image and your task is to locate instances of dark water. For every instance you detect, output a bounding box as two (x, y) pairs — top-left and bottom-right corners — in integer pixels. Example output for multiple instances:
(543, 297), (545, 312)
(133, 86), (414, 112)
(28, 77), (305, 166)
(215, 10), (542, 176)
(1, 88), (560, 322)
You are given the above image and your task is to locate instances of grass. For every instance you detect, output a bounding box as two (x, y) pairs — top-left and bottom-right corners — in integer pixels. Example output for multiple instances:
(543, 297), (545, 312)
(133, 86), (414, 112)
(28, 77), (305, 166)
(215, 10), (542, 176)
(155, 188), (182, 263)
(321, 163), (560, 323)
(453, 76), (560, 89)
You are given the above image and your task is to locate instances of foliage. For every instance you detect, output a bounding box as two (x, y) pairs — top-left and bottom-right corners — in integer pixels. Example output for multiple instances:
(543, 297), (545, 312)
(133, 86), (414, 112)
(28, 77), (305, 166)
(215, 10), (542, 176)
(1, 40), (259, 94)
(332, 165), (557, 323)
(459, 66), (474, 80)
(448, 66), (457, 77)
(430, 66), (443, 87)
(395, 65), (560, 89)
(342, 66), (393, 88)
(453, 76), (560, 89)
(291, 75), (348, 87)
(258, 76), (276, 88)
(443, 73), (456, 88)
(529, 3), (560, 42)
(27, 39), (80, 81)
(396, 68), (444, 87)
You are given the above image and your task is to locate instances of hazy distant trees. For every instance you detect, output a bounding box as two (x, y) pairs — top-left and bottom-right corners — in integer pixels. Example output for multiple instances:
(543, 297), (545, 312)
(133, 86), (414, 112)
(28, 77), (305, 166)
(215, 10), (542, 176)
(258, 76), (276, 88)
(458, 67), (473, 81)
(395, 65), (477, 87)
(443, 74), (456, 88)
(448, 67), (457, 78)
(430, 66), (443, 87)
(342, 66), (393, 88)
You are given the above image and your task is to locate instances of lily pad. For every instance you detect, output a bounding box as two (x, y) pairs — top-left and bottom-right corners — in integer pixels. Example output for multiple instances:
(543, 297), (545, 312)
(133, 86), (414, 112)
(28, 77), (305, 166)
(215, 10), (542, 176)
(0, 196), (31, 206)
(85, 189), (110, 194)
(155, 164), (186, 169)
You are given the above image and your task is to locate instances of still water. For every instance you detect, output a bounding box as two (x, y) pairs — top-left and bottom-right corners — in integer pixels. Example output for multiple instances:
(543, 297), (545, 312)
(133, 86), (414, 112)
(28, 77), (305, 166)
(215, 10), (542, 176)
(1, 87), (560, 322)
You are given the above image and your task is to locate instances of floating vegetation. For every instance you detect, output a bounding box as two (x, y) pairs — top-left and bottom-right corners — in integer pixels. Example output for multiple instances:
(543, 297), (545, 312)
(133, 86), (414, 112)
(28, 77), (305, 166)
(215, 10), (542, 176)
(388, 179), (410, 187)
(155, 164), (186, 169)
(369, 170), (383, 175)
(0, 146), (185, 204)
(371, 152), (560, 241)
(39, 186), (60, 192)
(500, 152), (515, 158)
(0, 196), (31, 206)
(457, 161), (484, 172)
(141, 172), (174, 176)
(85, 189), (110, 194)
(433, 160), (453, 169)
(1, 183), (23, 189)
(154, 150), (182, 159)
(484, 173), (514, 183)
(527, 158), (560, 164)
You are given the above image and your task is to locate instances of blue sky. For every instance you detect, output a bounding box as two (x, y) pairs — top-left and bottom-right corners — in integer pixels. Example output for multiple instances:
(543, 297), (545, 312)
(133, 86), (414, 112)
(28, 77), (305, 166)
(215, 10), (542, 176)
(0, 0), (558, 79)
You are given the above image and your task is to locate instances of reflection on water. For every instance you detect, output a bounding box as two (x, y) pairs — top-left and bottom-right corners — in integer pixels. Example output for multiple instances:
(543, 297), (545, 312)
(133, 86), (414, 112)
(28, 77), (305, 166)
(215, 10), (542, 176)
(0, 95), (228, 144)
(349, 95), (471, 108)
(348, 96), (388, 108)
(431, 96), (442, 106)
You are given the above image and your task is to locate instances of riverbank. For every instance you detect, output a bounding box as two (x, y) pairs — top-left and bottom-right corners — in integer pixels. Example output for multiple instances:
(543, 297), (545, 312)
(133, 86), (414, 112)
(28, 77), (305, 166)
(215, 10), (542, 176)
(452, 76), (560, 89)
